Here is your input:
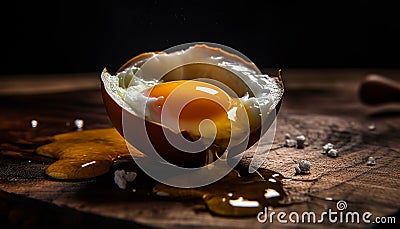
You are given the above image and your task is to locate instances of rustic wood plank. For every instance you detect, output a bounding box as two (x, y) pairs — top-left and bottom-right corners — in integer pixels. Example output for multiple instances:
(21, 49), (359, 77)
(1, 72), (399, 228)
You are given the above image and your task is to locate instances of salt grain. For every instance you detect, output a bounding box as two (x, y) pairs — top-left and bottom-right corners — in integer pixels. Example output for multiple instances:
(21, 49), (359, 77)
(295, 160), (311, 174)
(285, 133), (291, 140)
(30, 120), (38, 128)
(74, 119), (84, 129)
(367, 156), (376, 166)
(284, 133), (307, 149)
(368, 124), (376, 131)
(285, 139), (297, 147)
(296, 135), (306, 149)
(327, 149), (339, 158)
(114, 170), (137, 189)
(322, 143), (334, 154)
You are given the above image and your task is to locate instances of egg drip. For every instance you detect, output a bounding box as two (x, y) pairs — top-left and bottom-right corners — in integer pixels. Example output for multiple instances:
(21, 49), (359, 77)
(153, 168), (287, 216)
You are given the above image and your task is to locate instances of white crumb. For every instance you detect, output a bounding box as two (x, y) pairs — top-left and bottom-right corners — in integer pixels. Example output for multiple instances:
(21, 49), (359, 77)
(322, 143), (334, 154)
(114, 170), (137, 189)
(295, 135), (306, 149)
(367, 156), (376, 166)
(327, 149), (339, 158)
(368, 124), (376, 131)
(285, 139), (297, 147)
(295, 160), (311, 174)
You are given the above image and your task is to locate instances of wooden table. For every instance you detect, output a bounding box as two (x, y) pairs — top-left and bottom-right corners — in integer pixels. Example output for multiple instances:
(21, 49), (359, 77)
(1, 69), (399, 228)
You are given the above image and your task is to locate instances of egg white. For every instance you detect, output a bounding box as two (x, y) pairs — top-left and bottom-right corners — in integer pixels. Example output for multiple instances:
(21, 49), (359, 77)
(103, 72), (277, 146)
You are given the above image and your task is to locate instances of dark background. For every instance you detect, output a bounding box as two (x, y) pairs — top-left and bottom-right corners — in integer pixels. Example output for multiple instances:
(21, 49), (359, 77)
(1, 0), (399, 75)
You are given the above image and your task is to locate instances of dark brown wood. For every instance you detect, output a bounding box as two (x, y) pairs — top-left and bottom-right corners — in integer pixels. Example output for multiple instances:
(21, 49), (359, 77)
(359, 74), (400, 105)
(1, 71), (400, 228)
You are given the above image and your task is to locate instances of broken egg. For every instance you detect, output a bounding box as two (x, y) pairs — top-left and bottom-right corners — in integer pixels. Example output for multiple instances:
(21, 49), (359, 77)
(101, 43), (284, 167)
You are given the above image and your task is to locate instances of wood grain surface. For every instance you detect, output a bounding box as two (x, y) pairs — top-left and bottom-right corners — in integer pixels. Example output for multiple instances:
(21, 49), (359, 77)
(1, 70), (399, 228)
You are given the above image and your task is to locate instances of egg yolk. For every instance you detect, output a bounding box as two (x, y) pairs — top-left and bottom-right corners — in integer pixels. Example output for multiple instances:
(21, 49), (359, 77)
(142, 80), (249, 143)
(144, 80), (229, 122)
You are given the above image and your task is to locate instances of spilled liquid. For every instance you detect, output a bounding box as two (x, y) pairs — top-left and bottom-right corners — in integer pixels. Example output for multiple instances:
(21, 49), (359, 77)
(36, 128), (286, 217)
(153, 169), (286, 217)
(36, 128), (133, 179)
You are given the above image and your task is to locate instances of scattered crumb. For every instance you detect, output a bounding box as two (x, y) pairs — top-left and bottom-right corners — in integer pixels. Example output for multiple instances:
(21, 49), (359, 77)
(295, 160), (311, 174)
(327, 149), (339, 158)
(368, 124), (376, 131)
(285, 133), (291, 140)
(285, 139), (297, 147)
(295, 135), (306, 149)
(74, 119), (84, 130)
(294, 165), (302, 174)
(114, 170), (137, 189)
(367, 156), (376, 166)
(30, 119), (38, 128)
(322, 143), (334, 154)
(322, 143), (339, 158)
(284, 133), (307, 149)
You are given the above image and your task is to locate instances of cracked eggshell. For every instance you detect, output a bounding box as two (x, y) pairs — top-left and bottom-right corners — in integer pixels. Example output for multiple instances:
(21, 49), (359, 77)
(101, 44), (284, 167)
